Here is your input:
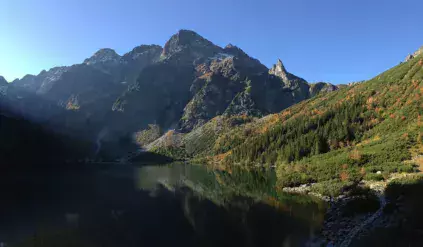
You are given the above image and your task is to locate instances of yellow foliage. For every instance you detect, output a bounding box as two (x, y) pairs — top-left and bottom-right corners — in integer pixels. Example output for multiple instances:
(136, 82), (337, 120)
(349, 149), (361, 160)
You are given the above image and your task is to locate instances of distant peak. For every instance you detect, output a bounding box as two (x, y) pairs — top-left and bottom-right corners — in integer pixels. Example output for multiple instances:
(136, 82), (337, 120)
(124, 45), (163, 56)
(131, 44), (162, 52)
(177, 29), (199, 36)
(162, 29), (218, 56)
(171, 29), (204, 43)
(96, 48), (118, 54)
(84, 48), (121, 65)
(225, 43), (235, 49)
(93, 48), (119, 57)
(122, 44), (163, 61)
(223, 44), (248, 57)
(0, 76), (7, 85)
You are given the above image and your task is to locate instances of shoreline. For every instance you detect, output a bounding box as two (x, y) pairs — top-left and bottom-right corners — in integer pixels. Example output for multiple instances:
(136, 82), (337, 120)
(283, 173), (418, 246)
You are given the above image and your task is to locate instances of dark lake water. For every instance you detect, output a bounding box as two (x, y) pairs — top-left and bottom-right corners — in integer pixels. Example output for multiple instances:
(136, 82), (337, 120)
(0, 163), (327, 247)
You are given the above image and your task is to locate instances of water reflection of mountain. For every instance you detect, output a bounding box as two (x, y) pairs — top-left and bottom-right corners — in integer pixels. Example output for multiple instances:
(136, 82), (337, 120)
(134, 163), (328, 243)
(2, 163), (327, 247)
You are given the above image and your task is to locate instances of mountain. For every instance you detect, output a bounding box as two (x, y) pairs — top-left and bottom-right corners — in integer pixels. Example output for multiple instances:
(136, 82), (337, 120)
(113, 30), (335, 133)
(1, 29), (338, 158)
(0, 76), (7, 85)
(148, 45), (423, 194)
(0, 76), (7, 96)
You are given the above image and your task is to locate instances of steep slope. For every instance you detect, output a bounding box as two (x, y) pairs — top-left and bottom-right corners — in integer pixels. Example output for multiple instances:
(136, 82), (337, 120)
(179, 54), (311, 131)
(151, 48), (423, 190)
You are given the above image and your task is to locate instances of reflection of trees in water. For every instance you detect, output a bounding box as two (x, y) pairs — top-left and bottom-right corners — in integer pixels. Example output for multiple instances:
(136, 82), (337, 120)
(178, 186), (316, 247)
(187, 166), (327, 227)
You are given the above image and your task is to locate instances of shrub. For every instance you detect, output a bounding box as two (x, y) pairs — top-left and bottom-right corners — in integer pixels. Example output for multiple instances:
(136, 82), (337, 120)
(310, 180), (354, 197)
(364, 173), (384, 181)
(277, 171), (314, 187)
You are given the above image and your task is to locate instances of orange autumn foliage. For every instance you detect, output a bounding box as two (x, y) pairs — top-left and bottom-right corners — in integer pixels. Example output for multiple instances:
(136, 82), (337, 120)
(340, 171), (349, 181)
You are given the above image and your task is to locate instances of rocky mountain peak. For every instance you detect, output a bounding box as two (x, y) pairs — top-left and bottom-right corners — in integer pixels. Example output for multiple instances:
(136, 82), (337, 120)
(225, 43), (235, 49)
(269, 59), (288, 80)
(0, 76), (7, 85)
(162, 29), (220, 57)
(223, 44), (247, 57)
(220, 44), (268, 75)
(84, 48), (121, 65)
(122, 44), (162, 61)
(0, 76), (7, 96)
(127, 45), (161, 55)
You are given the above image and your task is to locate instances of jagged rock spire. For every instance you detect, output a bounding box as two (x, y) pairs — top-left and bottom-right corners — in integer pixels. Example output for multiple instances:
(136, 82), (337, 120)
(269, 59), (289, 82)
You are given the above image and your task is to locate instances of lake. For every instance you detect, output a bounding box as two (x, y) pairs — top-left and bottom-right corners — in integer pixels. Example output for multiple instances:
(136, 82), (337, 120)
(0, 163), (327, 247)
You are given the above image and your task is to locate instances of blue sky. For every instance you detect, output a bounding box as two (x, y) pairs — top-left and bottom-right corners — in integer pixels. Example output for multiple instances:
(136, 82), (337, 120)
(1, 0), (422, 84)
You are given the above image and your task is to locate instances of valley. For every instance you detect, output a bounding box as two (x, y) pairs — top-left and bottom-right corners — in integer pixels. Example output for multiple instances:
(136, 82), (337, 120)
(1, 29), (423, 246)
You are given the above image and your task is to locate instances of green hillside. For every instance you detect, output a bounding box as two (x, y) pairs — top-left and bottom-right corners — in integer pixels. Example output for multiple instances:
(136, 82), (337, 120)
(151, 52), (423, 193)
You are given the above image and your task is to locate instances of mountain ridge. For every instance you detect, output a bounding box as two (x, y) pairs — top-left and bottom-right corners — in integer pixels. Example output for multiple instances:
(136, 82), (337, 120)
(1, 29), (340, 158)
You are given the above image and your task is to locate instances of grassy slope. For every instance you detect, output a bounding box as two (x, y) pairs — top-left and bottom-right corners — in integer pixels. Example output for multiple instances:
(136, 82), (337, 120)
(153, 54), (423, 191)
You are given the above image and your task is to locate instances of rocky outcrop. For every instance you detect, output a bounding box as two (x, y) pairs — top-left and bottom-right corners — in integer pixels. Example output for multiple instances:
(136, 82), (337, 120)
(269, 59), (310, 89)
(224, 90), (263, 117)
(309, 82), (339, 97)
(405, 45), (423, 62)
(405, 54), (414, 62)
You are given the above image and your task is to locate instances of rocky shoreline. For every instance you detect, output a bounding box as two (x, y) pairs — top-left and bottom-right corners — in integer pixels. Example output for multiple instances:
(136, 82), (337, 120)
(284, 173), (417, 246)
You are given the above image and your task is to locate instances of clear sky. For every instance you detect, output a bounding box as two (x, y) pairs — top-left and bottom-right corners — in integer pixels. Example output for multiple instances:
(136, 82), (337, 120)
(1, 0), (423, 84)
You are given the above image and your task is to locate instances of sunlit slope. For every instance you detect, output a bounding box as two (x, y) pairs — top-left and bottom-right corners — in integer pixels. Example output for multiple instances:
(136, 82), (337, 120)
(152, 53), (423, 186)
